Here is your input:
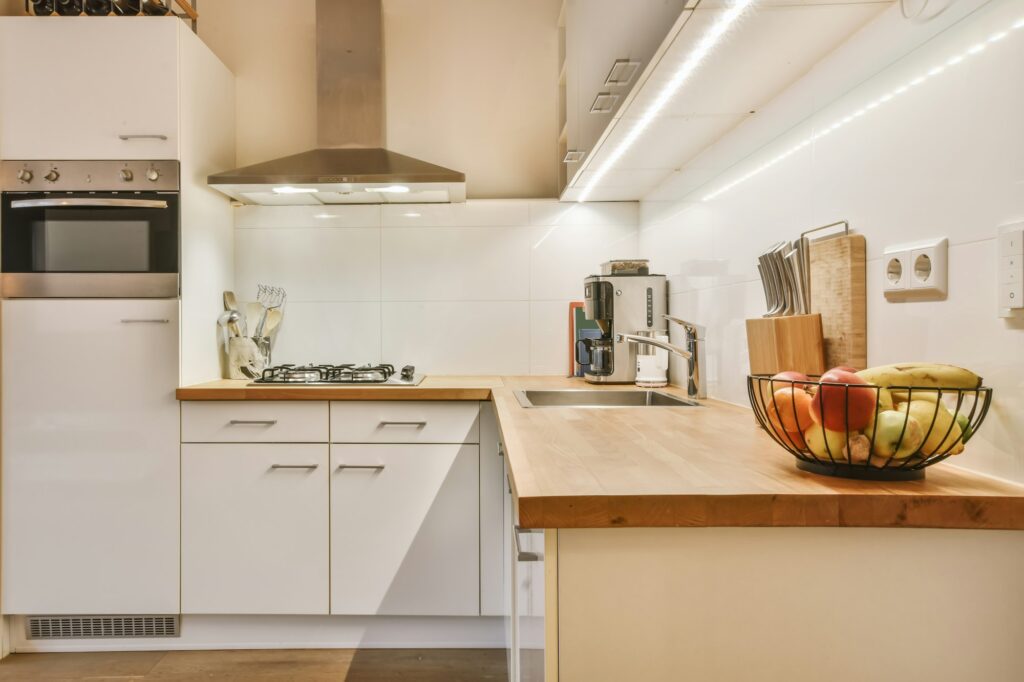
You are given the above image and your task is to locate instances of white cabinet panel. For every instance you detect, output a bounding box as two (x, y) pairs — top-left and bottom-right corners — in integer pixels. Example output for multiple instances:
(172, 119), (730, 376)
(480, 402), (506, 616)
(0, 18), (179, 159)
(182, 444), (329, 615)
(182, 401), (329, 443)
(330, 401), (479, 444)
(330, 444), (479, 616)
(515, 528), (547, 682)
(1, 300), (179, 614)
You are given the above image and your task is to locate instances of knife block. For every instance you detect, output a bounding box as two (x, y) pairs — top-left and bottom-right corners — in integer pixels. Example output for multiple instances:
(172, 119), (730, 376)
(745, 314), (826, 376)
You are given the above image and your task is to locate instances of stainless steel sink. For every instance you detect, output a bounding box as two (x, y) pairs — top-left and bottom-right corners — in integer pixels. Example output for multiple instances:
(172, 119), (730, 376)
(514, 389), (699, 408)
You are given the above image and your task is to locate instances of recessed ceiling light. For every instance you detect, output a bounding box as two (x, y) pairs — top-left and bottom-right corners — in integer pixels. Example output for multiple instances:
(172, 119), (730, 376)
(273, 186), (319, 194)
(403, 212), (421, 217)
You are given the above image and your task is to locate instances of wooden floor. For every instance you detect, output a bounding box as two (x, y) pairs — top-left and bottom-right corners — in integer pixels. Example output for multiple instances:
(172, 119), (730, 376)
(0, 648), (509, 681)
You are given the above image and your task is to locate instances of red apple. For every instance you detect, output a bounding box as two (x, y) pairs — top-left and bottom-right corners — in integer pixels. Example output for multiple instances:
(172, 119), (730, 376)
(833, 366), (860, 373)
(809, 367), (877, 432)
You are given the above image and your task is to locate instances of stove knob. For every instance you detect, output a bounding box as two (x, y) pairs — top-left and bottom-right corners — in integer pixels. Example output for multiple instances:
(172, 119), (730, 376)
(120, 169), (134, 182)
(43, 169), (59, 183)
(16, 169), (33, 182)
(146, 168), (160, 182)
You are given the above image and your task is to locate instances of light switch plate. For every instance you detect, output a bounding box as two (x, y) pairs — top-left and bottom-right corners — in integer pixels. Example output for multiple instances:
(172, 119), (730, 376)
(884, 238), (947, 300)
(998, 221), (1024, 317)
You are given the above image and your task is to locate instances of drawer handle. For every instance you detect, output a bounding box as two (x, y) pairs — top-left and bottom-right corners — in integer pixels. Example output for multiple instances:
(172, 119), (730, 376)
(337, 464), (386, 472)
(378, 420), (427, 427)
(270, 464), (319, 470)
(120, 319), (170, 324)
(514, 525), (543, 562)
(118, 134), (169, 141)
(228, 419), (278, 426)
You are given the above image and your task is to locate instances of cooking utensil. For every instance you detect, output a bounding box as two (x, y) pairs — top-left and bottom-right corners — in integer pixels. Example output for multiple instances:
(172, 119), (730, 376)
(254, 285), (286, 339)
(223, 290), (246, 336)
(216, 310), (243, 352)
(264, 309), (283, 337)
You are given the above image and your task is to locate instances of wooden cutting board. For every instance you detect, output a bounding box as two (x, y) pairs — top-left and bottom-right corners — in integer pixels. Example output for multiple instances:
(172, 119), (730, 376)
(809, 233), (866, 370)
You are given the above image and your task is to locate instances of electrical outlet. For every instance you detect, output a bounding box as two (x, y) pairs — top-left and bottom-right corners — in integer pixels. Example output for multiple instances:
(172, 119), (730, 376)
(883, 238), (947, 301)
(883, 250), (911, 292)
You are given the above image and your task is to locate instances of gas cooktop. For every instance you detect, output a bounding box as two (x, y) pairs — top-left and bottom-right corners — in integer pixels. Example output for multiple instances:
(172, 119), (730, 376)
(250, 363), (424, 386)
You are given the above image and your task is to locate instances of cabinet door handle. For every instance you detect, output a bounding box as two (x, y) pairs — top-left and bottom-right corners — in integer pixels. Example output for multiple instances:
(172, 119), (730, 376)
(228, 419), (278, 426)
(337, 464), (386, 471)
(514, 525), (543, 562)
(120, 318), (170, 324)
(378, 420), (427, 427)
(118, 134), (169, 141)
(270, 464), (319, 470)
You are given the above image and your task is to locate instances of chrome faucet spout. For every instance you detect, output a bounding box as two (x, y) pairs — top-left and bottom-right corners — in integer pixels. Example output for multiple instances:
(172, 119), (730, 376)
(615, 333), (692, 359)
(662, 315), (707, 400)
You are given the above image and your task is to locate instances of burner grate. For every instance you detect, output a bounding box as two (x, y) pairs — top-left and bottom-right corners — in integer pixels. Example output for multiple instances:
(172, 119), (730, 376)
(254, 363), (405, 384)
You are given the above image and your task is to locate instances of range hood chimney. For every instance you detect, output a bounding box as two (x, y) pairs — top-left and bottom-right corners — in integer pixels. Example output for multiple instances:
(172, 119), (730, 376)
(208, 0), (466, 206)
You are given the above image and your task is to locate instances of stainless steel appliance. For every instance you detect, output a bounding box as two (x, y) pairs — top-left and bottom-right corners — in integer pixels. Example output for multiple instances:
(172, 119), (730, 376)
(0, 160), (180, 298)
(252, 363), (424, 386)
(579, 271), (670, 384)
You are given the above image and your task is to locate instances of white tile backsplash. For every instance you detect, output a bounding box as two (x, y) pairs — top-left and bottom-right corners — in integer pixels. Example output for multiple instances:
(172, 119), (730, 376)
(640, 2), (1024, 483)
(381, 301), (531, 375)
(235, 228), (381, 301)
(382, 227), (532, 301)
(234, 199), (639, 376)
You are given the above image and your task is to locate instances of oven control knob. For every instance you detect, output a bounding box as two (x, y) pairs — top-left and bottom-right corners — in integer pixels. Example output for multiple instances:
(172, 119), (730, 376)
(43, 169), (59, 182)
(16, 169), (32, 182)
(146, 168), (160, 182)
(120, 169), (134, 182)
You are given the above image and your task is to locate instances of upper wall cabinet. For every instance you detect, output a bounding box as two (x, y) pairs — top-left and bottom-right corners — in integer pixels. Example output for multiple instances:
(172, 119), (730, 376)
(0, 19), (183, 160)
(560, 0), (892, 201)
(559, 0), (691, 193)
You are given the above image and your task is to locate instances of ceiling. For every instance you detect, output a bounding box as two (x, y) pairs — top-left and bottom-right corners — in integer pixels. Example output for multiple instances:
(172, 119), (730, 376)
(562, 0), (893, 202)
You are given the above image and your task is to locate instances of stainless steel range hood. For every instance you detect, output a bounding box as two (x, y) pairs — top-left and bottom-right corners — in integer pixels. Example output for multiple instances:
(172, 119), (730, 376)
(208, 0), (466, 205)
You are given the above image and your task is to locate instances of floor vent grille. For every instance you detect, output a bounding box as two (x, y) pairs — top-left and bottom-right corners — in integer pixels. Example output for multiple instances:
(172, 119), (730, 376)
(25, 615), (180, 639)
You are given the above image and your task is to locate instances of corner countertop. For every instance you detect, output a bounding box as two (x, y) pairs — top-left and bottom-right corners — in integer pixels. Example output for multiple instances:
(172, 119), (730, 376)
(177, 376), (1024, 531)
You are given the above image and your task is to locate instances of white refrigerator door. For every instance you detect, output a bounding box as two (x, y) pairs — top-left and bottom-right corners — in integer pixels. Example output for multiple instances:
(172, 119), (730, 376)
(2, 299), (180, 614)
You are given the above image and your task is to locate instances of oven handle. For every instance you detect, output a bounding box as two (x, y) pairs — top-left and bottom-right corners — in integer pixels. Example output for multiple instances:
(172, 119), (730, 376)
(9, 198), (168, 209)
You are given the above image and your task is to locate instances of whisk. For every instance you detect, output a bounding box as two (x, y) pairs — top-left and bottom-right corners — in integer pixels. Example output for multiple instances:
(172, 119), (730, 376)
(254, 284), (286, 338)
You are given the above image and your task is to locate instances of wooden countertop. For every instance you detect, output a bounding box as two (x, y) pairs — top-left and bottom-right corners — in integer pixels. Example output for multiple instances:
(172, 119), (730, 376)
(177, 376), (1024, 530)
(175, 377), (499, 401)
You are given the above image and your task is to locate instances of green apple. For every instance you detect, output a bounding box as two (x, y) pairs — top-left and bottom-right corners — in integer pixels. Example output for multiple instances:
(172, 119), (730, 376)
(864, 410), (924, 459)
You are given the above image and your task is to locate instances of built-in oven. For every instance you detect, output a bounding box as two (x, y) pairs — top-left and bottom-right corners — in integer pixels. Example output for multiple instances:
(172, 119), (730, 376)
(0, 160), (180, 298)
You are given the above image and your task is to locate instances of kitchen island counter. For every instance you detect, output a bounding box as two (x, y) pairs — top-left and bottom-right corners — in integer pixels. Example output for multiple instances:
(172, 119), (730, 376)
(177, 376), (1024, 530)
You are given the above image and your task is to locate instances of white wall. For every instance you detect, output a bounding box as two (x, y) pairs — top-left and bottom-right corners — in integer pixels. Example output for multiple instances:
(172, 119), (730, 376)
(235, 200), (637, 375)
(197, 0), (560, 199)
(639, 1), (1024, 482)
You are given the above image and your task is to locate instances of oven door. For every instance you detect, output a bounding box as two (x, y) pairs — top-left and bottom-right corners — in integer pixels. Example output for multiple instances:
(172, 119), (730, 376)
(0, 192), (179, 298)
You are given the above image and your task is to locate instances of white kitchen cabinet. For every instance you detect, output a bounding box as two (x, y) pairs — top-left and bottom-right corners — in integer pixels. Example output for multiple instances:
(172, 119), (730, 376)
(1, 299), (180, 614)
(560, 0), (689, 193)
(330, 400), (480, 444)
(0, 18), (180, 159)
(181, 444), (329, 615)
(480, 402), (506, 616)
(330, 443), (480, 616)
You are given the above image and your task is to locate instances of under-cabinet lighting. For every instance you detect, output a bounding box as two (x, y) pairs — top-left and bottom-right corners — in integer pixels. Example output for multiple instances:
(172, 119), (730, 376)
(365, 185), (410, 193)
(403, 212), (421, 217)
(273, 186), (319, 194)
(577, 0), (756, 202)
(700, 20), (1023, 202)
(313, 213), (336, 219)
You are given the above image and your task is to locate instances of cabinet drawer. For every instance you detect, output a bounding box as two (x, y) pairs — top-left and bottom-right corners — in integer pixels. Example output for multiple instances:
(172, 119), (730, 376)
(330, 401), (479, 444)
(182, 401), (328, 443)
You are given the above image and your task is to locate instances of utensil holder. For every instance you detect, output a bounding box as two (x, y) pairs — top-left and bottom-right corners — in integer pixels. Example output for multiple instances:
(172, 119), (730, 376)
(745, 314), (825, 376)
(226, 337), (268, 380)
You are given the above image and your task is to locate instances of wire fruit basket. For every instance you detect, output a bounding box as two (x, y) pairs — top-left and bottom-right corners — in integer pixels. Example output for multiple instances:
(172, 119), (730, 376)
(747, 374), (993, 481)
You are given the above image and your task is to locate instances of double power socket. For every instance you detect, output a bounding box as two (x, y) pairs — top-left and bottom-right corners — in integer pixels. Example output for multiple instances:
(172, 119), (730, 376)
(883, 237), (948, 300)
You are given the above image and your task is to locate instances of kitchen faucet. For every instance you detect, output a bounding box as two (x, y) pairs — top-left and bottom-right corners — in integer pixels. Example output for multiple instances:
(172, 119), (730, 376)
(614, 315), (707, 399)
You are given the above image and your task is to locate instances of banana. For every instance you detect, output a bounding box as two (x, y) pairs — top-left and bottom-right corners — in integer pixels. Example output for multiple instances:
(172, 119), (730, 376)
(856, 363), (981, 389)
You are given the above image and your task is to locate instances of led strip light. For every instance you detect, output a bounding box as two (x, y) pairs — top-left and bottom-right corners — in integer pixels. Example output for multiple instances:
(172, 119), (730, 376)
(577, 0), (757, 203)
(701, 17), (1024, 202)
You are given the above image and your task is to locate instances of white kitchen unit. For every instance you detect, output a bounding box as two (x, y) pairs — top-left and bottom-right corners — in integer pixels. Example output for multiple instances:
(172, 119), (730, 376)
(176, 399), (500, 623)
(0, 19), (179, 159)
(479, 402), (506, 616)
(1, 299), (180, 614)
(329, 443), (479, 616)
(181, 443), (329, 615)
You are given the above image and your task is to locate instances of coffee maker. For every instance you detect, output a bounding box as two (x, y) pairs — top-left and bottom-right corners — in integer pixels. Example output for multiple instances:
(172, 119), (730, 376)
(578, 265), (668, 384)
